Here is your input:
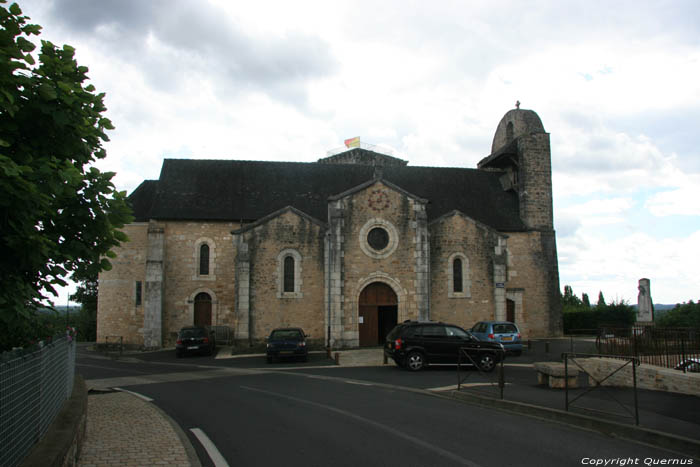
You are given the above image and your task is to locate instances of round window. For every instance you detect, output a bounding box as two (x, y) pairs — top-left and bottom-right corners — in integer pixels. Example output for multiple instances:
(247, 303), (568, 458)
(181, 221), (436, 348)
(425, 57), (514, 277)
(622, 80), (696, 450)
(367, 227), (389, 251)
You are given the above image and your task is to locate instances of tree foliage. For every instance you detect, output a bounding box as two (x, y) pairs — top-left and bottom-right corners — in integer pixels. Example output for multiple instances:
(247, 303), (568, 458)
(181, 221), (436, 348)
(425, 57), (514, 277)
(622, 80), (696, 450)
(655, 300), (700, 329)
(70, 271), (98, 341)
(582, 293), (590, 308)
(561, 285), (635, 333)
(0, 2), (131, 350)
(597, 291), (606, 307)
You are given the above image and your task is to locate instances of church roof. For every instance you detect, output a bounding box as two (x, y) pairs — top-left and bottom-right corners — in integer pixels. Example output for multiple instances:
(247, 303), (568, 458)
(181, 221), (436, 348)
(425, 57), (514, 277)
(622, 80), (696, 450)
(129, 156), (526, 231)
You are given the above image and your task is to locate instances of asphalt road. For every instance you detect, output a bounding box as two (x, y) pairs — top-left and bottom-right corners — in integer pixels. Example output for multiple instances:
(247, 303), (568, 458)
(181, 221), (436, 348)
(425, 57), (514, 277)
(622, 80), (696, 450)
(77, 347), (695, 466)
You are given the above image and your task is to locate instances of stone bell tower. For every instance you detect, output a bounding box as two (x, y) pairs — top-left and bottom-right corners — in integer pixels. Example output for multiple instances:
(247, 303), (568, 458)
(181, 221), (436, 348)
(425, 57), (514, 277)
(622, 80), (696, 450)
(478, 106), (561, 336)
(486, 107), (553, 231)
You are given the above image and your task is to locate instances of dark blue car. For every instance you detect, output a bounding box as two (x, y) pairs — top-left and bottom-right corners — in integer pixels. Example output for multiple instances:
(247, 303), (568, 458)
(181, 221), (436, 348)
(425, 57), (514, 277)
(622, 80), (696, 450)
(266, 328), (308, 363)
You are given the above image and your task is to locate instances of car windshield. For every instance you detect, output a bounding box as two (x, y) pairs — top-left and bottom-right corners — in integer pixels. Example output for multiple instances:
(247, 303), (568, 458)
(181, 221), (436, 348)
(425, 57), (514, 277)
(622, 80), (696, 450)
(270, 329), (303, 340)
(493, 324), (518, 334)
(180, 328), (206, 338)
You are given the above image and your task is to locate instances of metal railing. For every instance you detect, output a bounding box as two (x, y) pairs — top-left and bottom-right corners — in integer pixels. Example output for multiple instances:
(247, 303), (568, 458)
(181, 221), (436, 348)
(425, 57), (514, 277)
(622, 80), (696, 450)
(456, 347), (506, 399)
(0, 335), (76, 467)
(562, 352), (640, 425)
(210, 326), (233, 345)
(596, 326), (700, 371)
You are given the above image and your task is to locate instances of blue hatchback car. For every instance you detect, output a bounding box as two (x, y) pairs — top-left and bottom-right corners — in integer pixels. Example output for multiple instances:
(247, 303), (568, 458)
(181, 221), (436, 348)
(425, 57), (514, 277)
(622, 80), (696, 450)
(471, 321), (522, 355)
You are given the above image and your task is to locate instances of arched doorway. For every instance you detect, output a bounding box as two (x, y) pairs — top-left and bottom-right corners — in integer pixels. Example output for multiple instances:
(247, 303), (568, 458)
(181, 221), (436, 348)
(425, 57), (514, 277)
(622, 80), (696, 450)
(359, 282), (398, 347)
(194, 292), (212, 326)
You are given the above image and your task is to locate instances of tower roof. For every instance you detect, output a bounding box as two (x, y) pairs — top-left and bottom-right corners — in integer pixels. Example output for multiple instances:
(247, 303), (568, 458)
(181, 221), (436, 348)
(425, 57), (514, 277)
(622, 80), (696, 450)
(491, 108), (546, 153)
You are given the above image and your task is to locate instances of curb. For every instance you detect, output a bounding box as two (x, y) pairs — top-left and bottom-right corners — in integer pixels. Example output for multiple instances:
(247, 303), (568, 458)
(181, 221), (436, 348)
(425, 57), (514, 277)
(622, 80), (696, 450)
(446, 390), (700, 460)
(146, 396), (202, 467)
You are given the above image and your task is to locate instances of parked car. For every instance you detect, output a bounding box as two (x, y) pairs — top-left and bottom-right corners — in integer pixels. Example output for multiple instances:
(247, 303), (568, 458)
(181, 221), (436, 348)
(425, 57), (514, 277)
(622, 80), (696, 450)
(175, 326), (216, 357)
(266, 328), (308, 363)
(471, 321), (522, 355)
(675, 358), (700, 373)
(384, 321), (504, 372)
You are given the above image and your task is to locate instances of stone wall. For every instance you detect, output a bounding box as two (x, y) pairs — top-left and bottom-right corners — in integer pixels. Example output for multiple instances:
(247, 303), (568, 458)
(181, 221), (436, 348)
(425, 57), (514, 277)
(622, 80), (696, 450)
(97, 223), (148, 346)
(332, 181), (427, 347)
(237, 209), (326, 346)
(160, 220), (239, 346)
(429, 212), (503, 330)
(576, 358), (700, 397)
(504, 230), (562, 338)
(517, 133), (553, 231)
(97, 220), (241, 347)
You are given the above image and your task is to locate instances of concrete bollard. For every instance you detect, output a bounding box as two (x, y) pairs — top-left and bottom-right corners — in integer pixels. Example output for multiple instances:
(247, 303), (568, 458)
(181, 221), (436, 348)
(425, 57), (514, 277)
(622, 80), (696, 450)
(334, 352), (340, 365)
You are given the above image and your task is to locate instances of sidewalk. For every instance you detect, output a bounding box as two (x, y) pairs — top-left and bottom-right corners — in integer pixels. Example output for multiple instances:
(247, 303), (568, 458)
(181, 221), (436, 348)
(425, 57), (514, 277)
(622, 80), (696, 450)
(78, 391), (200, 467)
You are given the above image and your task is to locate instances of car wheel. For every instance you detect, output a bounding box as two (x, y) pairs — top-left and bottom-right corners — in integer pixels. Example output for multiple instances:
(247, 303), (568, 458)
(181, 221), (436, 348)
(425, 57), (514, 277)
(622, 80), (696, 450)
(478, 353), (496, 372)
(406, 351), (426, 371)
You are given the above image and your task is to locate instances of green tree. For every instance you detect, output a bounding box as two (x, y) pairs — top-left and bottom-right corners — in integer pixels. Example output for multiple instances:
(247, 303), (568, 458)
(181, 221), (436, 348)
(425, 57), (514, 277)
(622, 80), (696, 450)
(656, 300), (700, 329)
(562, 285), (582, 306)
(597, 291), (606, 307)
(0, 1), (132, 350)
(70, 271), (98, 341)
(582, 293), (591, 308)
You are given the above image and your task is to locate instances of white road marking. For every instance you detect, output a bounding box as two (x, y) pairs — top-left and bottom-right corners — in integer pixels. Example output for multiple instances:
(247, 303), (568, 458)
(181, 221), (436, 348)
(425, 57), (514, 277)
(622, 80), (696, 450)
(426, 383), (512, 391)
(240, 385), (484, 467)
(344, 380), (374, 386)
(190, 428), (230, 467)
(112, 387), (153, 402)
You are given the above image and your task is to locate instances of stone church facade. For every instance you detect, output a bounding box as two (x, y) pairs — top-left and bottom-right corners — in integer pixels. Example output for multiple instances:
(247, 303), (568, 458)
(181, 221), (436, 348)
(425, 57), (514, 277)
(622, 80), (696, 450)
(97, 108), (562, 349)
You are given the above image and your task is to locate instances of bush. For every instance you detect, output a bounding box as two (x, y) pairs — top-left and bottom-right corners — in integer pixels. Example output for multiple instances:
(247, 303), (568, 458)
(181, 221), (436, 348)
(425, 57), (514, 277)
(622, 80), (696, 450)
(563, 300), (636, 333)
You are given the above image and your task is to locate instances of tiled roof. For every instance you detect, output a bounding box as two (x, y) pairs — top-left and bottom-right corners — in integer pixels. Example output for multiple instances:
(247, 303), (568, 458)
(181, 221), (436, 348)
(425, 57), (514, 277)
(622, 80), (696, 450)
(128, 153), (526, 231)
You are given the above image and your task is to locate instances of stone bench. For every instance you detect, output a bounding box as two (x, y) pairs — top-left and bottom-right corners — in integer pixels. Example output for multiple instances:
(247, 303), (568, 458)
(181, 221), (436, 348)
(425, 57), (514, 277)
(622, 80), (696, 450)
(534, 362), (580, 389)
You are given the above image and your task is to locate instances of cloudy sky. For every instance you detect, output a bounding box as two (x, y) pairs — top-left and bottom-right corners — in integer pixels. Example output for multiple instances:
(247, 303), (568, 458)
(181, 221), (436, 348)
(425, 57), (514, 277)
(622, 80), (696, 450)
(20, 0), (700, 306)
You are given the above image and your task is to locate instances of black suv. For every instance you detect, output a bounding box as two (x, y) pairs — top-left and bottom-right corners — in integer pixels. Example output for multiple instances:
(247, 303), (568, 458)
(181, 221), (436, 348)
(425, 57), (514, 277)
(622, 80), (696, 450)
(384, 321), (504, 372)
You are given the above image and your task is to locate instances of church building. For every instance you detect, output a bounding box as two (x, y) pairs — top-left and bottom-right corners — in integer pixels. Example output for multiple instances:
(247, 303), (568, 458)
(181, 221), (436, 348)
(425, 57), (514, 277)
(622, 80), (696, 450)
(97, 108), (562, 349)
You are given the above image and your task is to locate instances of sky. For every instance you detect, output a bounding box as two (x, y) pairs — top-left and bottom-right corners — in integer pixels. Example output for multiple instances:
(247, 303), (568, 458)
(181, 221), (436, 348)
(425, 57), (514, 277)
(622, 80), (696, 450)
(18, 0), (700, 307)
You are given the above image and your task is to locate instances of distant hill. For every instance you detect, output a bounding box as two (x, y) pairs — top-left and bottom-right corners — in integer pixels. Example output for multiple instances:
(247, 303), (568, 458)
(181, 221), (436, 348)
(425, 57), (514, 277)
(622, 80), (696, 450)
(630, 304), (676, 311)
(38, 305), (81, 315)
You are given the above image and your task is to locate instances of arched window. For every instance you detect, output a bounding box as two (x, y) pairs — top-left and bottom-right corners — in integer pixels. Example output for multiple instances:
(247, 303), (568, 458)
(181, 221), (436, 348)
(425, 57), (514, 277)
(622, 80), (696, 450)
(453, 258), (463, 293)
(283, 256), (295, 292)
(506, 121), (514, 143)
(277, 248), (303, 298)
(199, 244), (210, 275)
(448, 252), (470, 298)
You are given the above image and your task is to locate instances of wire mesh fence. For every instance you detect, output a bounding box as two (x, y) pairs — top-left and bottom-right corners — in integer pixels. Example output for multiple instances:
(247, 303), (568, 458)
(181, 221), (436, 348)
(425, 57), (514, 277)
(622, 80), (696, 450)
(0, 335), (76, 467)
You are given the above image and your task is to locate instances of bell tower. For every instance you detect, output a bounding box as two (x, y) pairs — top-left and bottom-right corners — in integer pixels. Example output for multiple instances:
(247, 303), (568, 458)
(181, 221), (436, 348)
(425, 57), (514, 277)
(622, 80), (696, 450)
(479, 107), (553, 231)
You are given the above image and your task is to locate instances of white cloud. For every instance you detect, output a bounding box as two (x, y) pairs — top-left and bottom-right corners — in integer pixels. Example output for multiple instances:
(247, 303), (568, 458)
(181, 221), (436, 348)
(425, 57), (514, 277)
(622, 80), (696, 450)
(16, 0), (700, 307)
(646, 174), (700, 217)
